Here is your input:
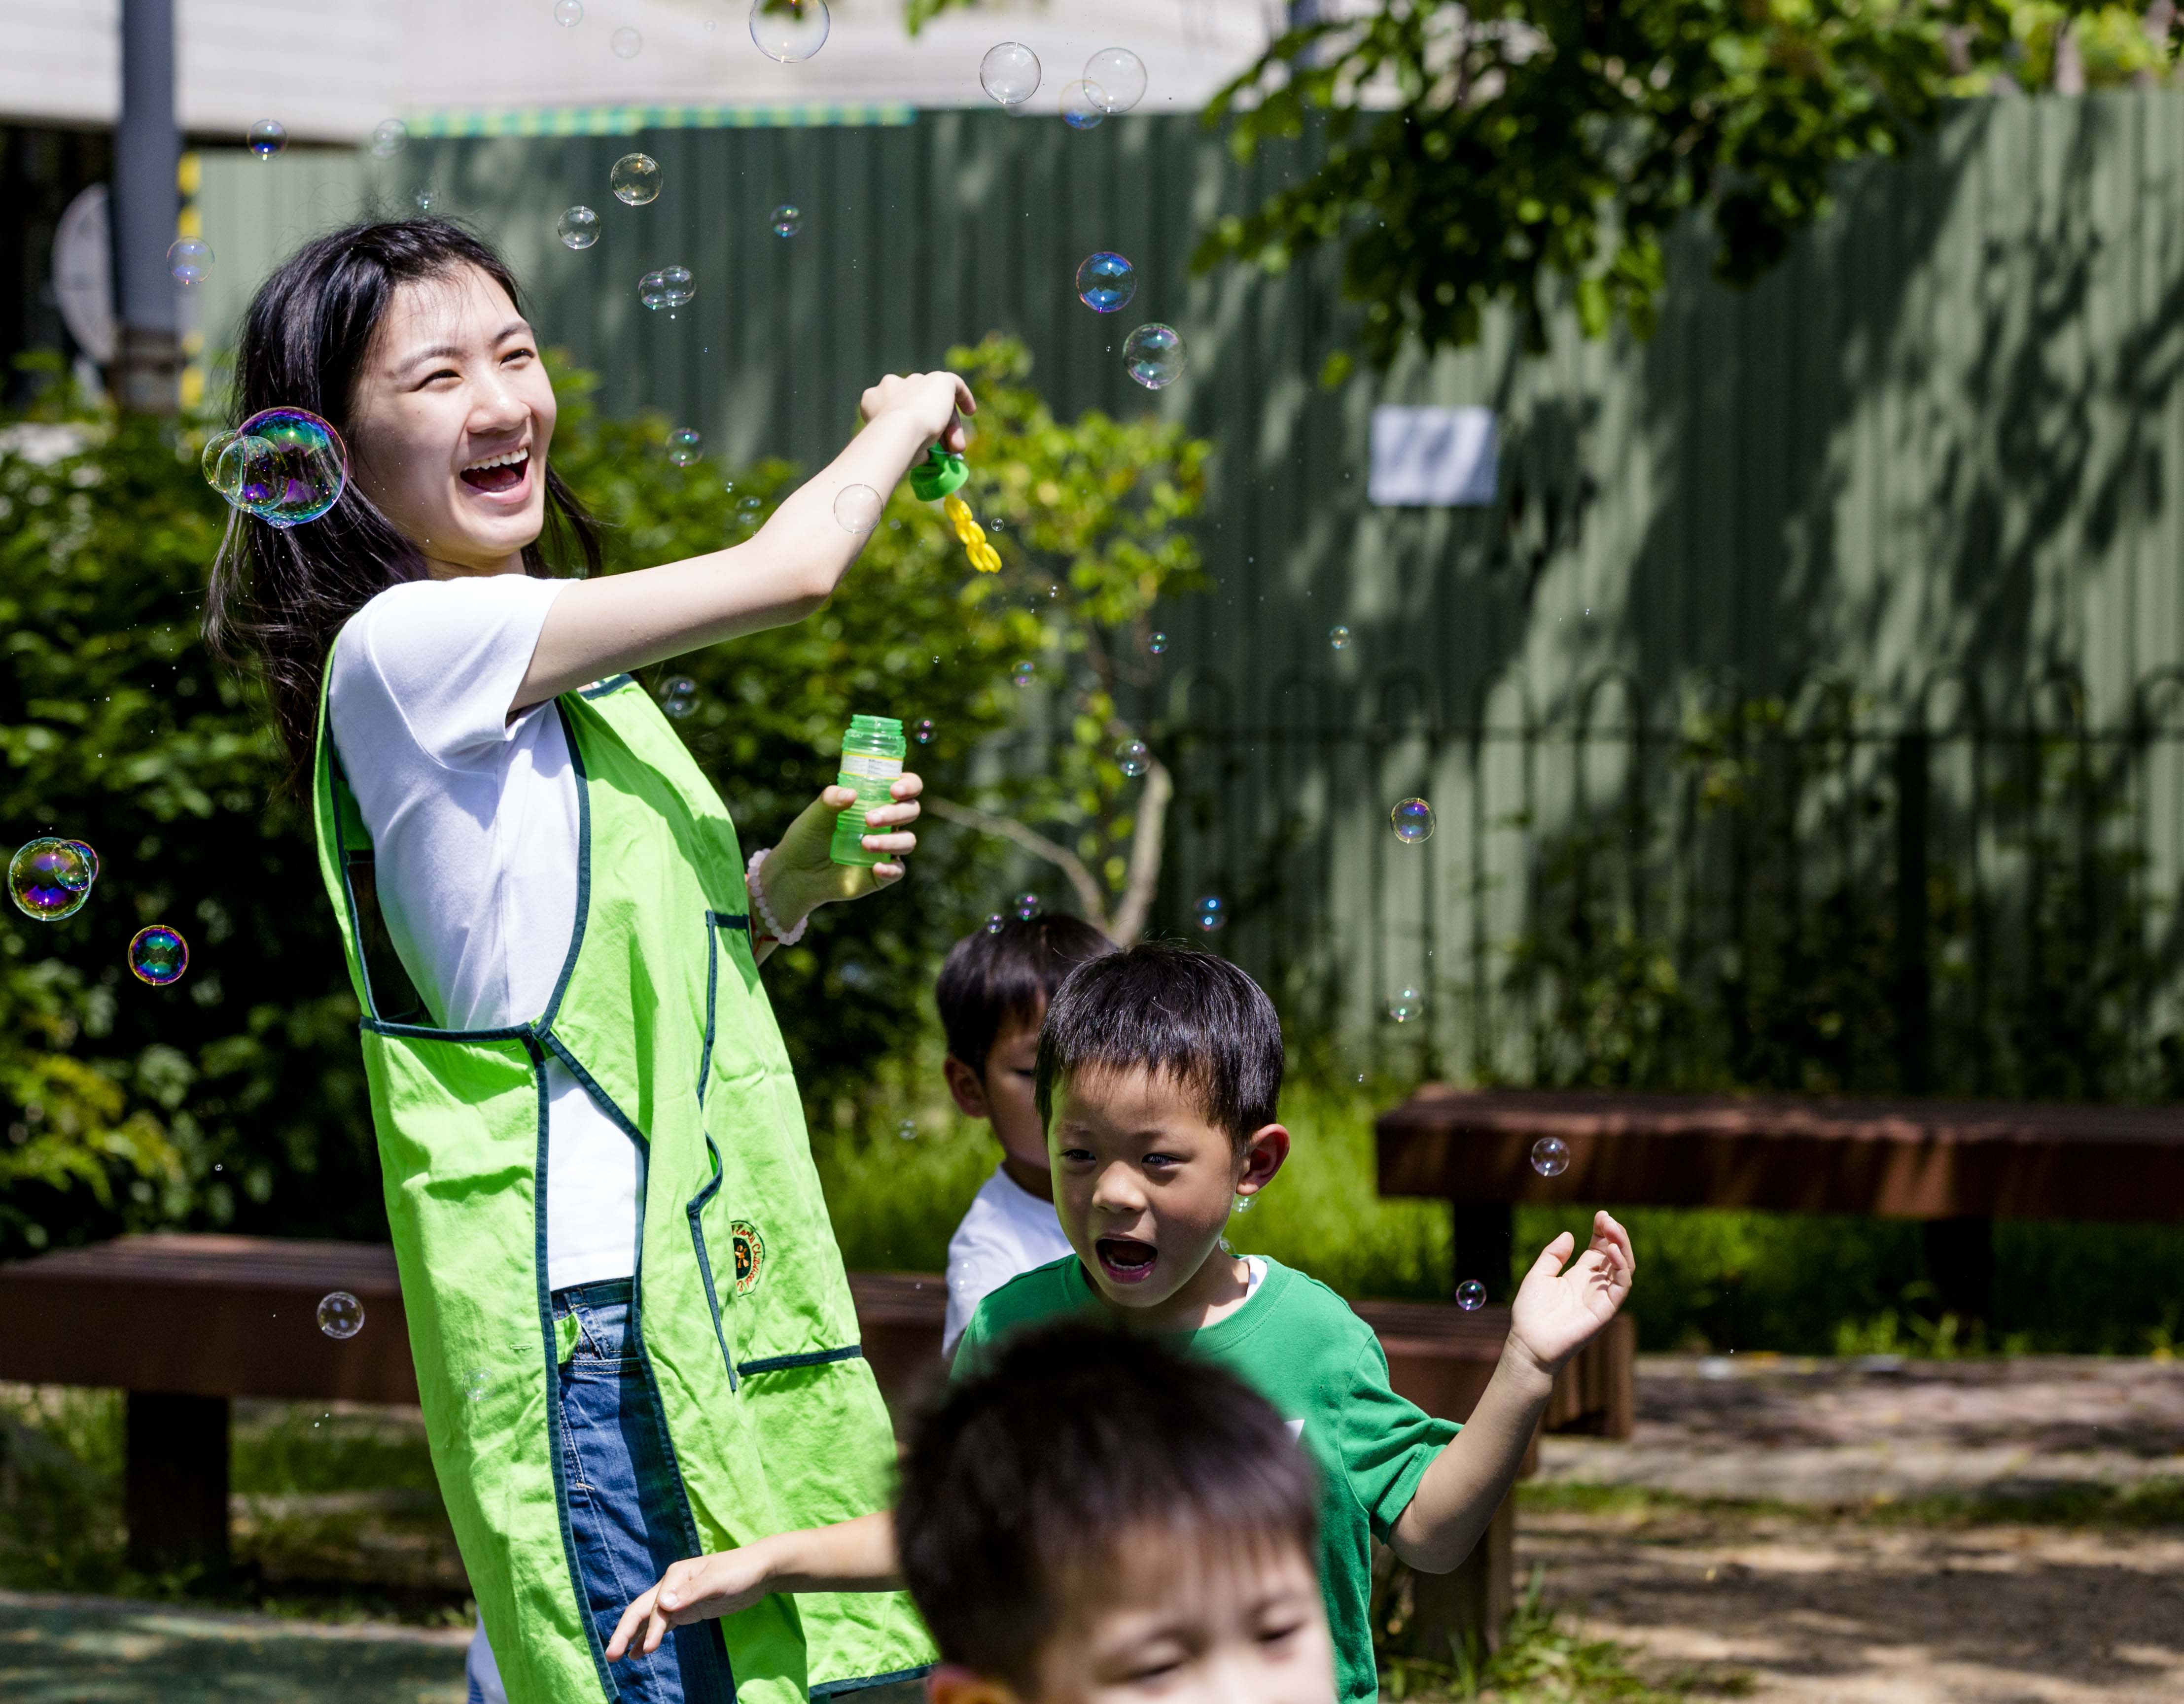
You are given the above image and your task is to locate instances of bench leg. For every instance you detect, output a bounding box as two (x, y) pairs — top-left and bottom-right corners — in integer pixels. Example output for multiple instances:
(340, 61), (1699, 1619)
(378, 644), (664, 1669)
(1920, 1216), (1993, 1327)
(1449, 1201), (1515, 1304)
(1400, 1491), (1516, 1663)
(124, 1391), (230, 1582)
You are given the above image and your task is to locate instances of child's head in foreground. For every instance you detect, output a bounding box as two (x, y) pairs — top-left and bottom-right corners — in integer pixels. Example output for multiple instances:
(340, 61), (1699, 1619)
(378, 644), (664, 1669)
(938, 914), (1117, 1193)
(899, 1321), (1334, 1704)
(1034, 942), (1288, 1311)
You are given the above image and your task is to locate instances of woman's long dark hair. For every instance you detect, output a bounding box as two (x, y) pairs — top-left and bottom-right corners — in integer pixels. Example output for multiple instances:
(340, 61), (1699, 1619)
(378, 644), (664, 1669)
(205, 219), (602, 785)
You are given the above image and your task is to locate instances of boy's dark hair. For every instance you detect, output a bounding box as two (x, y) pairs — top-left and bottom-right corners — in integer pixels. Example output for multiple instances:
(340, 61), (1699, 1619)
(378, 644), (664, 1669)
(936, 913), (1116, 1076)
(1034, 941), (1283, 1147)
(897, 1322), (1318, 1689)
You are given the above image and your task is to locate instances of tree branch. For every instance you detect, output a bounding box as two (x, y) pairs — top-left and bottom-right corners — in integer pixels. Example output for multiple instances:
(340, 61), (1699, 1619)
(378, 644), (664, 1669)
(925, 797), (1114, 938)
(1109, 758), (1173, 946)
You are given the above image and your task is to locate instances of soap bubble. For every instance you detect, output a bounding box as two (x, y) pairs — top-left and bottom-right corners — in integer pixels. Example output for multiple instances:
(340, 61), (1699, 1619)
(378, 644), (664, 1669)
(247, 119), (287, 159)
(611, 26), (642, 56)
(9, 837), (95, 921)
(610, 152), (661, 206)
(771, 203), (802, 237)
(1060, 81), (1107, 129)
(66, 840), (99, 883)
(1084, 48), (1148, 112)
(1531, 1136), (1570, 1178)
(1074, 251), (1136, 314)
(640, 265), (695, 310)
(1329, 625), (1351, 651)
(1456, 1279), (1487, 1311)
(167, 238), (212, 285)
(659, 676), (698, 719)
(1232, 1190), (1255, 1214)
(557, 205), (599, 249)
(664, 427), (702, 467)
(555, 0), (582, 22)
(1115, 738), (1149, 777)
(1012, 661), (1035, 688)
(413, 187), (437, 213)
(896, 1119), (918, 1142)
(129, 925), (190, 986)
(1194, 895), (1226, 932)
(834, 484), (882, 533)
(1013, 892), (1041, 921)
(980, 41), (1041, 106)
(317, 1290), (365, 1339)
(1123, 323), (1186, 390)
(222, 407), (350, 527)
(1148, 631), (1168, 655)
(913, 718), (935, 745)
(370, 118), (408, 158)
(750, 0), (829, 62)
(1387, 986), (1424, 1023)
(1391, 798), (1435, 844)
(464, 1368), (490, 1401)
(985, 913), (1005, 935)
(200, 430), (236, 488)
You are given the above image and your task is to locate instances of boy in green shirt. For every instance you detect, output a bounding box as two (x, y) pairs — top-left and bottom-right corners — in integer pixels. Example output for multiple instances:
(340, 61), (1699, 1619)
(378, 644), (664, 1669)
(609, 943), (1635, 1704)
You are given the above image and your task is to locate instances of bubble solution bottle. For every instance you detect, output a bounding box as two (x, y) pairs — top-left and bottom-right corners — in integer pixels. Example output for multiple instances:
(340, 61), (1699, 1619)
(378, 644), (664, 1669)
(829, 714), (907, 867)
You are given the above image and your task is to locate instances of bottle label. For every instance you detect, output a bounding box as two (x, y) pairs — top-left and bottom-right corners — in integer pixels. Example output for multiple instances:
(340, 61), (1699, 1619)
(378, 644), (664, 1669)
(838, 753), (904, 781)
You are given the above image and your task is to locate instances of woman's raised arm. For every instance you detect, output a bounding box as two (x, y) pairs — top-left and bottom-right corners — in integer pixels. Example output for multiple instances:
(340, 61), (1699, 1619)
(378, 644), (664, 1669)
(514, 370), (974, 709)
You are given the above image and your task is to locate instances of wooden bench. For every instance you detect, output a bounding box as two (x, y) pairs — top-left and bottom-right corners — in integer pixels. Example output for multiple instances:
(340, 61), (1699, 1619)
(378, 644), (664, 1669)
(1377, 1086), (2184, 1321)
(0, 1236), (1623, 1651)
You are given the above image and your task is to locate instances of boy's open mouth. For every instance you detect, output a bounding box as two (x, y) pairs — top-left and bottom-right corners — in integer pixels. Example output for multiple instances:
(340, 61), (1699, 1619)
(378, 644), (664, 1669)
(459, 448), (529, 494)
(1095, 1236), (1158, 1285)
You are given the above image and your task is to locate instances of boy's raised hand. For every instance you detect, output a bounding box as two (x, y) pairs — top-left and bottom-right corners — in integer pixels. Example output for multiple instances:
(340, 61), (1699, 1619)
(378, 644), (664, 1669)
(1507, 1210), (1635, 1377)
(858, 369), (975, 453)
(606, 1549), (774, 1662)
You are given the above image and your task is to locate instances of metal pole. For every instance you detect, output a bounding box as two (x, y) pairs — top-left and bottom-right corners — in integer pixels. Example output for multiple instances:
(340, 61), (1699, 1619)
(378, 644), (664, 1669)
(114, 0), (179, 413)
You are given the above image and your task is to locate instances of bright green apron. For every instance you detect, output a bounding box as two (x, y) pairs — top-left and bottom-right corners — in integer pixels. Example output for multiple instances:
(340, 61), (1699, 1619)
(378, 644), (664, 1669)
(312, 660), (932, 1704)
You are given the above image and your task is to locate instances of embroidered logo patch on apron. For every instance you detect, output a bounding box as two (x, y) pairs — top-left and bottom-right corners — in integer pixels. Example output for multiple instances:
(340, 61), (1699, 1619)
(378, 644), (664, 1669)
(732, 1220), (766, 1294)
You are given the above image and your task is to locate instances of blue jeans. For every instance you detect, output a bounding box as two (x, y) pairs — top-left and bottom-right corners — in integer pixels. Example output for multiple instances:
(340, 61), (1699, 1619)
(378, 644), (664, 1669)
(554, 1278), (736, 1704)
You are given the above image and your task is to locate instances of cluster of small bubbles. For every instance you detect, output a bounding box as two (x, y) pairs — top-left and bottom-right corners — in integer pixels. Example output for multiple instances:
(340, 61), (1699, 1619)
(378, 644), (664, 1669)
(1329, 624), (1351, 651)
(912, 718), (936, 745)
(610, 152), (661, 206)
(1387, 986), (1424, 1023)
(317, 1290), (366, 1339)
(980, 41), (1041, 106)
(639, 265), (695, 311)
(611, 25), (642, 57)
(554, 0), (582, 23)
(1530, 1135), (1570, 1178)
(896, 1118), (918, 1142)
(1123, 323), (1186, 390)
(167, 238), (212, 285)
(666, 426), (703, 467)
(984, 913), (1005, 935)
(771, 203), (802, 237)
(247, 119), (287, 160)
(9, 837), (96, 922)
(557, 205), (599, 249)
(1085, 47), (1148, 112)
(659, 676), (699, 720)
(1060, 80), (1107, 129)
(1194, 894), (1226, 933)
(1455, 1279), (1487, 1311)
(413, 187), (437, 213)
(1011, 661), (1035, 688)
(1115, 738), (1149, 778)
(204, 407), (350, 527)
(1147, 631), (1168, 655)
(1074, 251), (1136, 314)
(750, 0), (830, 62)
(370, 118), (408, 158)
(833, 483), (882, 534)
(128, 924), (189, 986)
(1390, 797), (1435, 844)
(1013, 892), (1041, 921)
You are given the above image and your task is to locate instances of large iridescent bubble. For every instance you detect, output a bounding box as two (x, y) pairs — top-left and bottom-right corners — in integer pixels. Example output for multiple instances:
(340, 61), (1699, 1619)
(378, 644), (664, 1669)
(9, 836), (96, 922)
(206, 407), (350, 527)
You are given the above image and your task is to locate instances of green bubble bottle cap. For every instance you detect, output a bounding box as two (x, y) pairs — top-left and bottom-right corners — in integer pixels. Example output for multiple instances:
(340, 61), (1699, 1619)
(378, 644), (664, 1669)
(909, 446), (968, 502)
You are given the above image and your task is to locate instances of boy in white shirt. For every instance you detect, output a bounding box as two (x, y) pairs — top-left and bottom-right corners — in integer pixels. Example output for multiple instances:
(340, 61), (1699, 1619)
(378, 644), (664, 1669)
(935, 914), (1116, 1356)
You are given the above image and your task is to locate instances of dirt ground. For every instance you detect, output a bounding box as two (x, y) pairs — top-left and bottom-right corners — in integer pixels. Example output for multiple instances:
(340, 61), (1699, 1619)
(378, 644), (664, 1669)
(1525, 1356), (2184, 1703)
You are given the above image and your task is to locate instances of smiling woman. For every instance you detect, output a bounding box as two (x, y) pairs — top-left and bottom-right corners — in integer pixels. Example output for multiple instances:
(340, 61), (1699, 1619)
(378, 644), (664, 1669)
(201, 220), (968, 1704)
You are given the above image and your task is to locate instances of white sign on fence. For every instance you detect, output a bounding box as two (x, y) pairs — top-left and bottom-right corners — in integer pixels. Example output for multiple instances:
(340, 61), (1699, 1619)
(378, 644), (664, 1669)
(1368, 405), (1499, 507)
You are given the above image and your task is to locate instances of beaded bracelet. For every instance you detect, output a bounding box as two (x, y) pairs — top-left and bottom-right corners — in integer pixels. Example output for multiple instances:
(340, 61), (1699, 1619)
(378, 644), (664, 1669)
(745, 847), (807, 947)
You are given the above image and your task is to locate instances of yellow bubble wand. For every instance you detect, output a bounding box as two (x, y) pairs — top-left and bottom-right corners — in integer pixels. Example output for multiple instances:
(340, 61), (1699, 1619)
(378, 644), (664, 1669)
(910, 447), (1000, 574)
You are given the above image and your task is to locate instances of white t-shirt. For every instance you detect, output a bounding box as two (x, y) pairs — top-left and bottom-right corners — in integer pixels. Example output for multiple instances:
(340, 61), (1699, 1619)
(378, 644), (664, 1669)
(943, 1165), (1076, 1356)
(328, 571), (639, 1294)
